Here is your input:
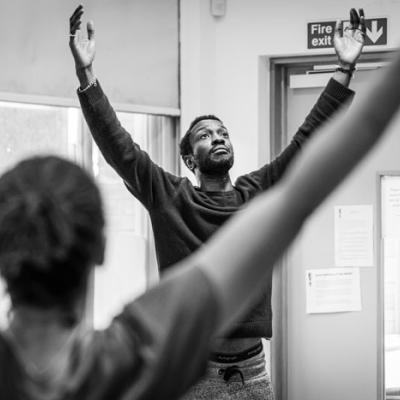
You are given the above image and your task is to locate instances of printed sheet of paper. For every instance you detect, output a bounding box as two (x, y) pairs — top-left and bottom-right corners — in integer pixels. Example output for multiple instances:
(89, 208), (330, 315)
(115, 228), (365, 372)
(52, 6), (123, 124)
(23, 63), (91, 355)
(334, 205), (373, 267)
(306, 268), (361, 314)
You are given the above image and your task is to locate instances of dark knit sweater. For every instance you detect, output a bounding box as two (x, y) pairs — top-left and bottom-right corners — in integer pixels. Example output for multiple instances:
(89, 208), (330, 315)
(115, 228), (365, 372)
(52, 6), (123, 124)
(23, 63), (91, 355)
(78, 78), (354, 338)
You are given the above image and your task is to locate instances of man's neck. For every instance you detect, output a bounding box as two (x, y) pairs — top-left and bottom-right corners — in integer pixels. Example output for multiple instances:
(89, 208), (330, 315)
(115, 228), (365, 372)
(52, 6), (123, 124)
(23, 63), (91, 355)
(197, 173), (233, 192)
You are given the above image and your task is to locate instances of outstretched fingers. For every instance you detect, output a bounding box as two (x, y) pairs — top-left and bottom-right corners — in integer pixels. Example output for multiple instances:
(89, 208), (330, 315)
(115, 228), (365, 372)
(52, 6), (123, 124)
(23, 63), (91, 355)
(358, 8), (366, 35)
(87, 20), (95, 41)
(70, 5), (84, 38)
(334, 19), (344, 39)
(70, 20), (82, 37)
(350, 8), (360, 30)
(70, 4), (84, 25)
(352, 8), (366, 44)
(344, 8), (366, 44)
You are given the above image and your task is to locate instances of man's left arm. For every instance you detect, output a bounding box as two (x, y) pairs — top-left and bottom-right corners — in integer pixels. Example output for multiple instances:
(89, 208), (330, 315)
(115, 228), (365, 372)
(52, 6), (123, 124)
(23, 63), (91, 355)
(301, 8), (366, 127)
(332, 8), (366, 88)
(241, 9), (366, 190)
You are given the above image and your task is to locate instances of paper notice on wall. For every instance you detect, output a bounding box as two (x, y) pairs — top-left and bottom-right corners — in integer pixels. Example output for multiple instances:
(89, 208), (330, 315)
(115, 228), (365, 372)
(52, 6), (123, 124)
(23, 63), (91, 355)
(334, 205), (373, 267)
(306, 268), (361, 314)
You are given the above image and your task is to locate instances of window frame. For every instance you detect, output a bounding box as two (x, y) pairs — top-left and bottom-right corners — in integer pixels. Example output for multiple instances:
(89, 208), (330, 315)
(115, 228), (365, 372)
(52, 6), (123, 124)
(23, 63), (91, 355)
(0, 91), (180, 329)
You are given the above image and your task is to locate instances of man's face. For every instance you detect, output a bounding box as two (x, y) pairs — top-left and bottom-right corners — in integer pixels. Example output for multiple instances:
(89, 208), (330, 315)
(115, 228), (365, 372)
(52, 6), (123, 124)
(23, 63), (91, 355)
(188, 119), (234, 175)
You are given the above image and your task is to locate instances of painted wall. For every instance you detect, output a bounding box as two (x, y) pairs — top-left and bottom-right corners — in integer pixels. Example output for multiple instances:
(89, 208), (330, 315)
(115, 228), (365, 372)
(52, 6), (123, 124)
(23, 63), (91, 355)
(0, 0), (178, 108)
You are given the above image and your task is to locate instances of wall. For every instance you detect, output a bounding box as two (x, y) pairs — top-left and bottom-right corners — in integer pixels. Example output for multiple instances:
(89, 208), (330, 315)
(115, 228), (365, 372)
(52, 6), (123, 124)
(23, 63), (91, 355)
(0, 0), (179, 109)
(180, 1), (400, 399)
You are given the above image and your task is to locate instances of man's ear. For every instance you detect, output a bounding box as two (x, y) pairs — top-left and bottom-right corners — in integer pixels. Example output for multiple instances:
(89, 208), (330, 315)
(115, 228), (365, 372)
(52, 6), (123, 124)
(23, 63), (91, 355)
(183, 154), (196, 173)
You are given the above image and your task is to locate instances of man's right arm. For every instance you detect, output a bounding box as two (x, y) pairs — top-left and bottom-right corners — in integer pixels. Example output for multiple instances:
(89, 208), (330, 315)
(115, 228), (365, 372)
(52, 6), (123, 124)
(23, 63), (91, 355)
(77, 81), (168, 205)
(69, 6), (180, 209)
(237, 77), (354, 192)
(238, 9), (365, 191)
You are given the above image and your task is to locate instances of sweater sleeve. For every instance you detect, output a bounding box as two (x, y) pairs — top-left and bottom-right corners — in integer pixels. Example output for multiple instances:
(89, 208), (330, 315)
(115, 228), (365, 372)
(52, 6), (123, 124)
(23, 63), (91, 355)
(236, 78), (355, 192)
(78, 81), (182, 209)
(92, 267), (219, 400)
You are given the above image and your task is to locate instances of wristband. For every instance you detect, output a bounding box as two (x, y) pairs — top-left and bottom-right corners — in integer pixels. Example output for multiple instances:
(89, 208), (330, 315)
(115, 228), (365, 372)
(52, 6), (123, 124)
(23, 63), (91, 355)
(78, 77), (97, 93)
(335, 66), (356, 78)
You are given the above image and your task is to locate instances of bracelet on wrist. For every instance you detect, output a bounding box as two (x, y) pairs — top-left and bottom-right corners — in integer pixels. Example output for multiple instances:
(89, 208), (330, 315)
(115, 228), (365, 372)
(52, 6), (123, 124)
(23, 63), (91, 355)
(335, 66), (356, 78)
(78, 77), (97, 93)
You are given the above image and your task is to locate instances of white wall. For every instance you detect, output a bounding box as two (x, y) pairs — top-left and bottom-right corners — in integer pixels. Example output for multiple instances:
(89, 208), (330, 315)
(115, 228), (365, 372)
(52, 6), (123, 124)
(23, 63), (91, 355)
(0, 0), (179, 109)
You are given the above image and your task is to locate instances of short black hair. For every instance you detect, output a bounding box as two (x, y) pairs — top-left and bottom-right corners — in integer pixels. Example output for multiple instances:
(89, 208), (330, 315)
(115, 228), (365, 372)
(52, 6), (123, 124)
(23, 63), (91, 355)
(179, 114), (223, 158)
(0, 156), (105, 322)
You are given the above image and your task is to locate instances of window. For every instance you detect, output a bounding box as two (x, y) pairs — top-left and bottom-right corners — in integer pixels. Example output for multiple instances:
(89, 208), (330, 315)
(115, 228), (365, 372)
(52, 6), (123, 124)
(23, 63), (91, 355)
(0, 100), (178, 329)
(92, 112), (178, 328)
(0, 101), (79, 328)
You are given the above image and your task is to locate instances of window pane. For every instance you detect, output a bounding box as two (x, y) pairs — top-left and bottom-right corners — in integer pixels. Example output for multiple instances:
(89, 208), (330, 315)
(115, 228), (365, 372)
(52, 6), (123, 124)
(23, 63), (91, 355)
(0, 102), (76, 171)
(92, 113), (177, 329)
(0, 102), (81, 328)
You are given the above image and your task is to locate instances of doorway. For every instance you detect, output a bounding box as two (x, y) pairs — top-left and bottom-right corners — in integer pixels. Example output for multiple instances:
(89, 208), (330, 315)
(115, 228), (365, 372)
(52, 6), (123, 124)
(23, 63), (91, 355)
(269, 51), (397, 400)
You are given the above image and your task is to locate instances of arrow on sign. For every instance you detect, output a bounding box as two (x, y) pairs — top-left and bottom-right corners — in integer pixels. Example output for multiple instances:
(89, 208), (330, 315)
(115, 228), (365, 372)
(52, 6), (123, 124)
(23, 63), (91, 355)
(366, 20), (383, 43)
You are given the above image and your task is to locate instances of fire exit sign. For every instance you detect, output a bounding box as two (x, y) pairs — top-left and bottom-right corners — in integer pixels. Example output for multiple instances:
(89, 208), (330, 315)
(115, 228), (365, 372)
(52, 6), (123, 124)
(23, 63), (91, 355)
(307, 18), (387, 49)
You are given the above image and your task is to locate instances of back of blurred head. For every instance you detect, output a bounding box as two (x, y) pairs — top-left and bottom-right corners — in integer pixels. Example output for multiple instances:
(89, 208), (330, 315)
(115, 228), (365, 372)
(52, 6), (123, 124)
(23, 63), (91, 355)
(0, 156), (105, 324)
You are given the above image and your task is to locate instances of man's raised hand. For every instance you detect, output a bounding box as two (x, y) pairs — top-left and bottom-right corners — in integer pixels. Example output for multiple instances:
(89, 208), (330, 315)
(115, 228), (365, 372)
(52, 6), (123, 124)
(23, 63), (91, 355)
(69, 5), (96, 87)
(334, 8), (366, 69)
